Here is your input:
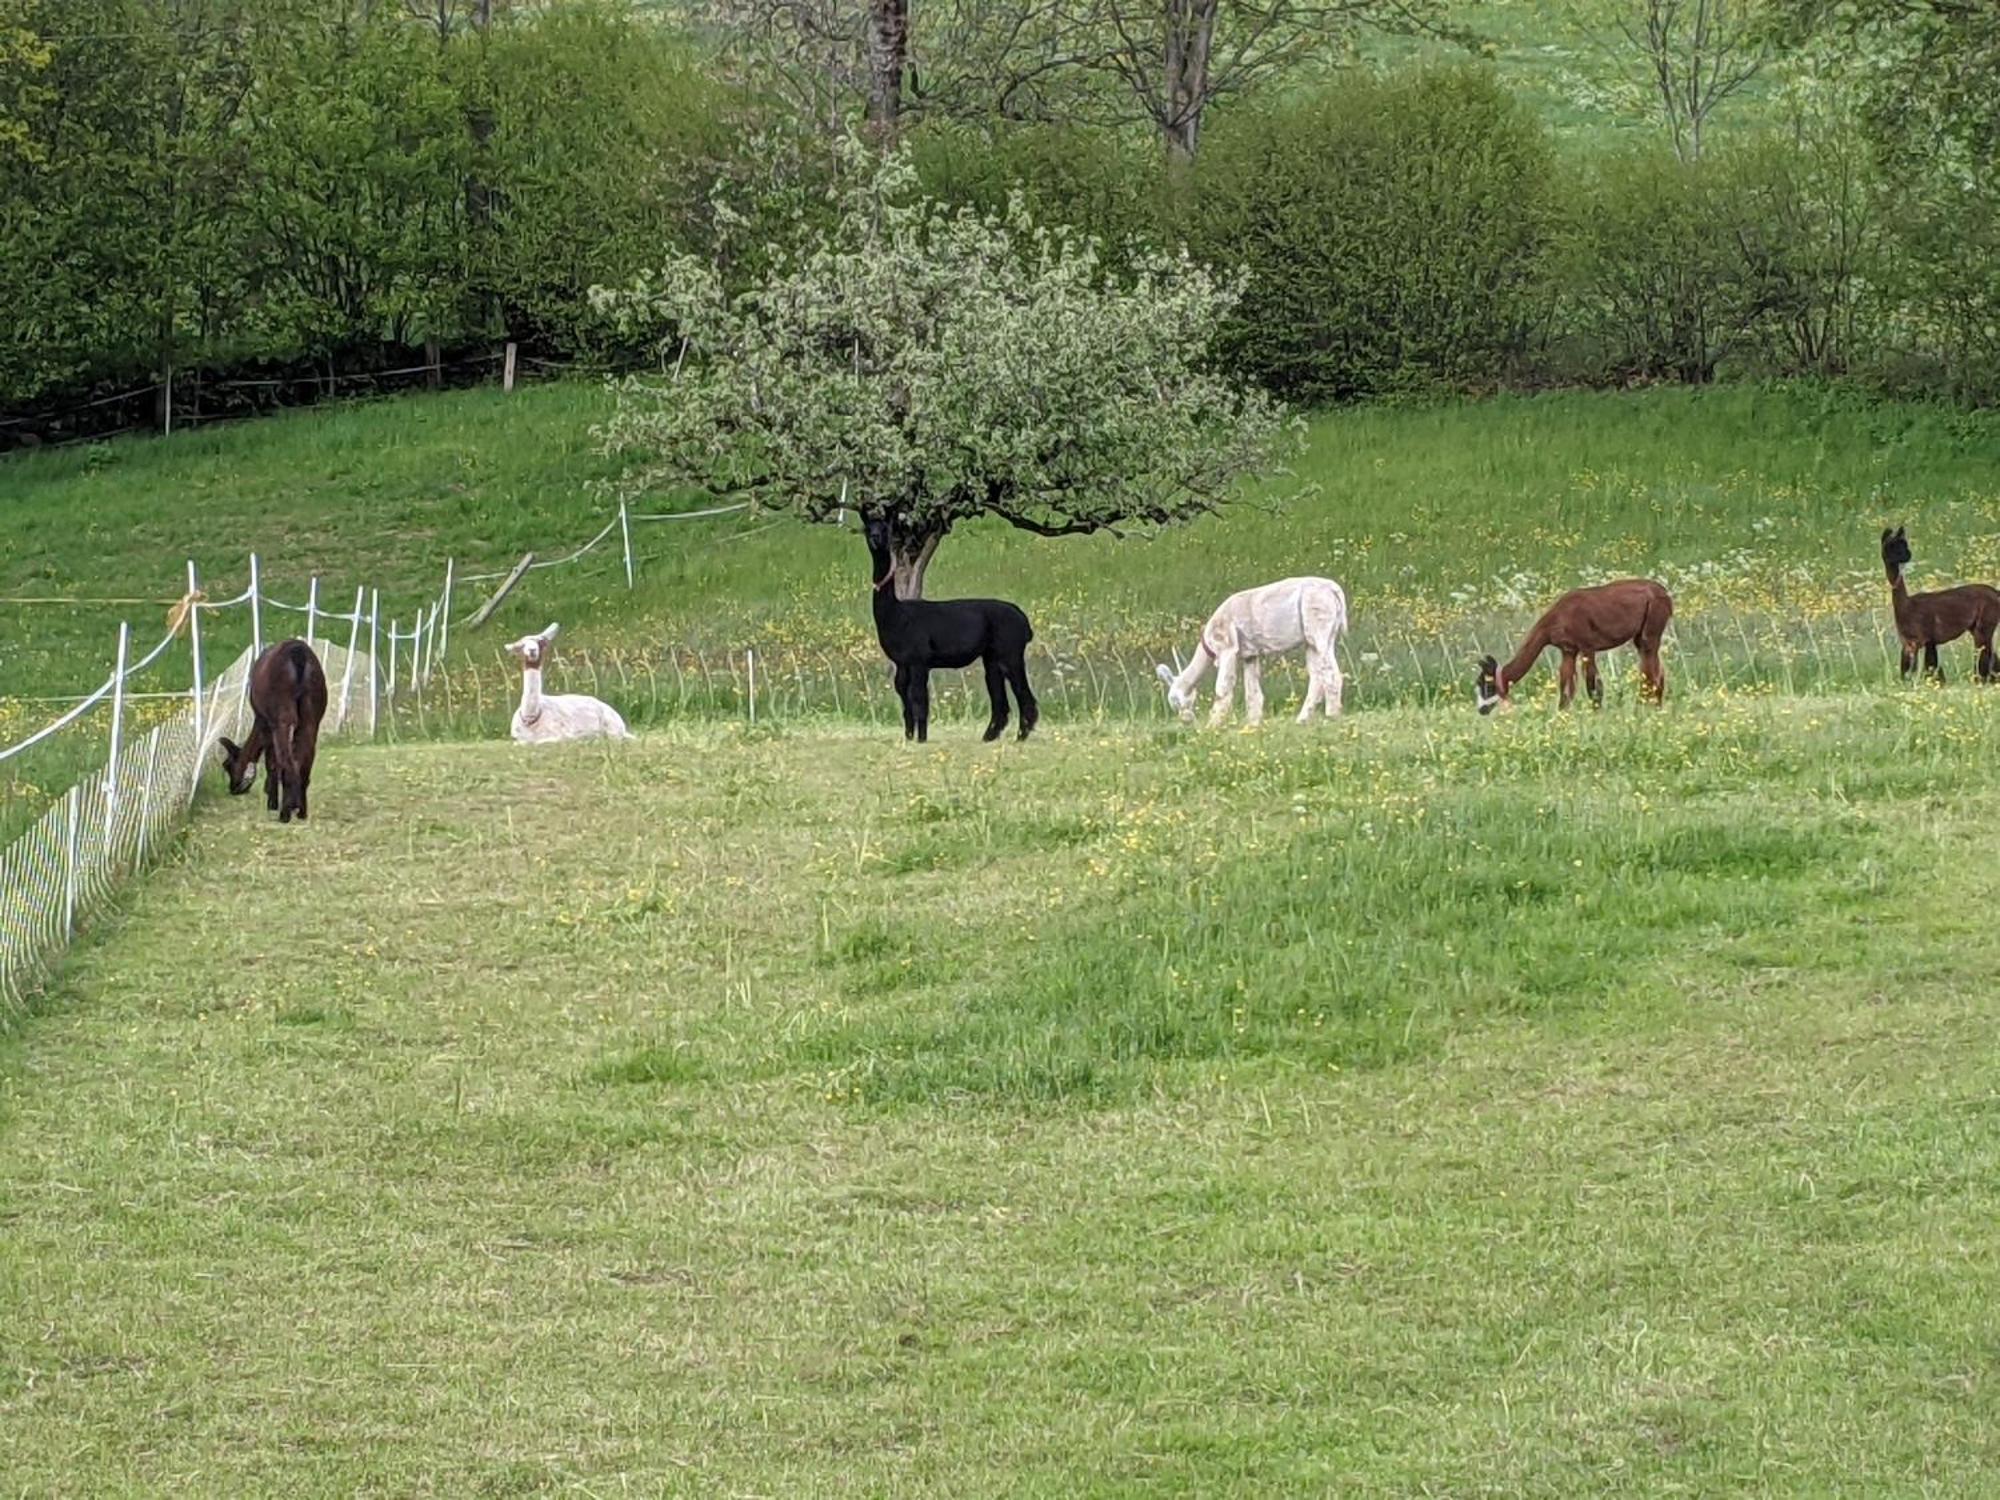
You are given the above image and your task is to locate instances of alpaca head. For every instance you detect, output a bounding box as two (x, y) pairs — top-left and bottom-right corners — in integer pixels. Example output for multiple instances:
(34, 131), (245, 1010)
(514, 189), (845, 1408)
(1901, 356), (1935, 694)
(1474, 654), (1511, 716)
(1881, 525), (1911, 579)
(505, 623), (560, 670)
(863, 514), (895, 558)
(1154, 662), (1197, 722)
(216, 735), (260, 795)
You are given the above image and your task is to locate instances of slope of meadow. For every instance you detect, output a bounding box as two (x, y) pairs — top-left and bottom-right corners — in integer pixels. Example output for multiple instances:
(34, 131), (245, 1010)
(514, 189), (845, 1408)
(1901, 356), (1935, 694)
(7, 377), (2000, 840)
(4, 695), (2000, 1493)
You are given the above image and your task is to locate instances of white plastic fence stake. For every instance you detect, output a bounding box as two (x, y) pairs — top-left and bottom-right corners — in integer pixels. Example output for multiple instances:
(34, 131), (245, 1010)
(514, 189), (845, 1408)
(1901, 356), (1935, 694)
(62, 784), (79, 941)
(249, 552), (263, 661)
(105, 623), (129, 831)
(339, 585), (363, 729)
(368, 590), (380, 735)
(747, 648), (757, 725)
(305, 575), (320, 657)
(388, 620), (399, 699)
(439, 559), (454, 666)
(186, 561), (205, 800)
(137, 728), (160, 863)
(620, 502), (634, 589)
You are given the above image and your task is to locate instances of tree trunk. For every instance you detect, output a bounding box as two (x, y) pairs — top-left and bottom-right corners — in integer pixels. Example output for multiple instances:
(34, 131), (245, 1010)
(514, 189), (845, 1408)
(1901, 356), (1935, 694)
(1161, 0), (1218, 165)
(891, 529), (942, 599)
(865, 0), (909, 144)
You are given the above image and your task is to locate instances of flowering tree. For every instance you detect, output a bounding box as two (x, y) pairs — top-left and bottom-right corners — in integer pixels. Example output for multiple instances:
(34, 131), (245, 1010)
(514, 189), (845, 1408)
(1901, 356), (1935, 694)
(592, 146), (1294, 597)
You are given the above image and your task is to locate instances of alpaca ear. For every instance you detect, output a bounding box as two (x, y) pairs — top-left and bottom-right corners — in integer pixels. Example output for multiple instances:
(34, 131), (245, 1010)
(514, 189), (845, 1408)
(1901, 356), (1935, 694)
(1155, 663), (1175, 685)
(217, 736), (239, 762)
(1881, 528), (1892, 542)
(1479, 655), (1498, 673)
(1895, 525), (1906, 539)
(541, 623), (560, 642)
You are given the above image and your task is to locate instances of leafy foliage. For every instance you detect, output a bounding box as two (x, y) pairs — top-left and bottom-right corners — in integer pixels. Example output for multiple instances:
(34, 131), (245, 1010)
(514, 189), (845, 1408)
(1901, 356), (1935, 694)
(593, 146), (1296, 590)
(1187, 67), (1557, 401)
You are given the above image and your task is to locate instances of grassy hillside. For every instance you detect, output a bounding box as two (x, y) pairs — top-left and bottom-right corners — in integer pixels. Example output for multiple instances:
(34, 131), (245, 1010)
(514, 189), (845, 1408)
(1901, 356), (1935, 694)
(8, 379), (2000, 691)
(5, 697), (2000, 1492)
(6, 378), (2000, 841)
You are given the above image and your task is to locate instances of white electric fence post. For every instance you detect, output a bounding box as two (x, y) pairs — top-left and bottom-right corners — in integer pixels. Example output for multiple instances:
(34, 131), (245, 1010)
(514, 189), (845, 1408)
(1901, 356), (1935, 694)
(186, 561), (205, 803)
(249, 552), (263, 661)
(368, 590), (380, 735)
(104, 623), (129, 844)
(747, 648), (757, 725)
(339, 585), (363, 729)
(620, 502), (634, 589)
(62, 784), (79, 941)
(388, 620), (399, 699)
(137, 729), (160, 864)
(439, 559), (454, 670)
(305, 575), (320, 657)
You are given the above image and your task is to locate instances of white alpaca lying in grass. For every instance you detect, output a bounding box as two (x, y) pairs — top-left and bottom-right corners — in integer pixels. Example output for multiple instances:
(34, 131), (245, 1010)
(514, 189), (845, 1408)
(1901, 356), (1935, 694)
(504, 623), (634, 744)
(1156, 577), (1349, 726)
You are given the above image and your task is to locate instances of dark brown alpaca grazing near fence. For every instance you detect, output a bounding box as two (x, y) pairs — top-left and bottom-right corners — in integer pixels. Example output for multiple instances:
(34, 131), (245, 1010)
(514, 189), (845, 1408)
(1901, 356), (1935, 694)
(1881, 527), (1999, 683)
(1475, 579), (1673, 713)
(218, 639), (328, 823)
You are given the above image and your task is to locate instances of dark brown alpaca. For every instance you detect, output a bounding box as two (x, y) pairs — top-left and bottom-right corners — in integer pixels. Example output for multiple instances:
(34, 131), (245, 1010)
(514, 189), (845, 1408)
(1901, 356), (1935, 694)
(1881, 526), (1999, 683)
(1475, 579), (1673, 713)
(218, 640), (328, 823)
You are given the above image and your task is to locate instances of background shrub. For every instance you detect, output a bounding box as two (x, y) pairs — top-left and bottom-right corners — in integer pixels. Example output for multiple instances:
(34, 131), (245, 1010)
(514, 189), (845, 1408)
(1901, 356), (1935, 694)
(1185, 67), (1557, 401)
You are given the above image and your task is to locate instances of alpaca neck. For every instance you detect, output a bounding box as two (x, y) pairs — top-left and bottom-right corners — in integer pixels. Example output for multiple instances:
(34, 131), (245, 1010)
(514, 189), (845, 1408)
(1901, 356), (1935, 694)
(868, 544), (903, 627)
(518, 665), (545, 724)
(1499, 624), (1552, 693)
(1888, 562), (1910, 602)
(1167, 646), (1211, 700)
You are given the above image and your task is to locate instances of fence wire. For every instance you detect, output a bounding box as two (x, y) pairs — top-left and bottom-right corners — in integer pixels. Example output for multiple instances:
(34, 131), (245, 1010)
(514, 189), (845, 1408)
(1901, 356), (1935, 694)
(1, 640), (376, 1023)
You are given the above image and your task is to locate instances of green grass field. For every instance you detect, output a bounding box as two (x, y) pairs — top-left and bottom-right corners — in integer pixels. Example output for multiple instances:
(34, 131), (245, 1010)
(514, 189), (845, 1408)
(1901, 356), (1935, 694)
(7, 377), (2000, 835)
(5, 692), (2000, 1493)
(7, 379), (2000, 1490)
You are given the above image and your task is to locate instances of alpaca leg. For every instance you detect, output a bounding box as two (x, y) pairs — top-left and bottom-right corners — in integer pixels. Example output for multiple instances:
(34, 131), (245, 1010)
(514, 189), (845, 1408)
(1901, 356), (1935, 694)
(269, 710), (300, 823)
(981, 658), (1010, 742)
(1558, 650), (1578, 709)
(1005, 654), (1038, 740)
(894, 664), (915, 740)
(1207, 651), (1238, 727)
(292, 715), (321, 822)
(1900, 642), (1917, 678)
(1322, 652), (1344, 717)
(1297, 649), (1322, 724)
(912, 672), (932, 743)
(1242, 658), (1265, 725)
(1924, 642), (1944, 683)
(1583, 653), (1603, 708)
(1639, 647), (1666, 705)
(1976, 627), (1996, 683)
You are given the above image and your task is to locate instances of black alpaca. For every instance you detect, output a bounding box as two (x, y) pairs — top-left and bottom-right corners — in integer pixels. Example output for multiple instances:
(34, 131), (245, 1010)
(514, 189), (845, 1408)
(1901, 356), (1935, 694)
(864, 516), (1038, 743)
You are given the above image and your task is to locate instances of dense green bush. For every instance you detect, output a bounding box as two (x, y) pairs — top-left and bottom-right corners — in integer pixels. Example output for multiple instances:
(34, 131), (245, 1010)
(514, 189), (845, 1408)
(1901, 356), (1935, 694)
(908, 121), (1159, 269)
(1558, 147), (1750, 385)
(7, 4), (2000, 425)
(481, 10), (747, 357)
(1184, 67), (1557, 402)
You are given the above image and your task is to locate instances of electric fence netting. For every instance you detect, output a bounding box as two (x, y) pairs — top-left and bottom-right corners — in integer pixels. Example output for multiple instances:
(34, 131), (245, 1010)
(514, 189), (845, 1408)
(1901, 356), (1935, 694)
(0, 561), (389, 1021)
(0, 494), (758, 1019)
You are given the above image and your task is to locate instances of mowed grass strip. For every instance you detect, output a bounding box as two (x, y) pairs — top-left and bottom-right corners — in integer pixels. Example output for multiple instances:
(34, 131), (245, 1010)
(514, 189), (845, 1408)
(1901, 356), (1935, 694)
(3, 693), (2000, 1493)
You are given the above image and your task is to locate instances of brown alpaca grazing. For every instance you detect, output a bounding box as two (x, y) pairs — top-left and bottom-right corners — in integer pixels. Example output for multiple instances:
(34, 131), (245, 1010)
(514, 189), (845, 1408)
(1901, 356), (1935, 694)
(1881, 526), (1999, 683)
(217, 639), (328, 823)
(1475, 579), (1673, 714)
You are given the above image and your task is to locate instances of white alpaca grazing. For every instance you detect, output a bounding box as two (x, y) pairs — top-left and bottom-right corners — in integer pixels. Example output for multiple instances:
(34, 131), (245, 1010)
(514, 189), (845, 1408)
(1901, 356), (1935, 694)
(1155, 577), (1349, 726)
(504, 624), (634, 744)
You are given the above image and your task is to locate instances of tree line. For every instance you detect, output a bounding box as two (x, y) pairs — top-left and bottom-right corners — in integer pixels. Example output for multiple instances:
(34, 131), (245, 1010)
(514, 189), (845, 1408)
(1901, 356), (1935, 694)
(2, 0), (1997, 444)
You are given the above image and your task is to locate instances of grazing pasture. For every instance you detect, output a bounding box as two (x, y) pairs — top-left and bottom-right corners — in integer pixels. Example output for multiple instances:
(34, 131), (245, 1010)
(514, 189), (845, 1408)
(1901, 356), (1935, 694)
(6, 379), (2000, 1491)
(5, 697), (2000, 1492)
